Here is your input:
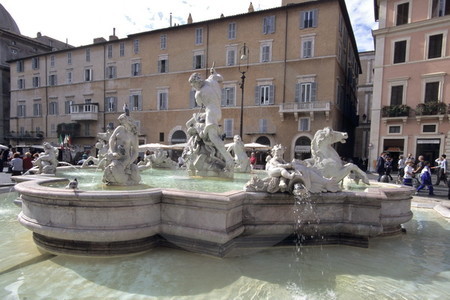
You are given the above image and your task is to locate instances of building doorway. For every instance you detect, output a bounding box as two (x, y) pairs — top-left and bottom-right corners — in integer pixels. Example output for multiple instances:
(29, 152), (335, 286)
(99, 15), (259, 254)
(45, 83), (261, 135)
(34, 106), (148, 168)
(294, 136), (311, 160)
(416, 139), (440, 164)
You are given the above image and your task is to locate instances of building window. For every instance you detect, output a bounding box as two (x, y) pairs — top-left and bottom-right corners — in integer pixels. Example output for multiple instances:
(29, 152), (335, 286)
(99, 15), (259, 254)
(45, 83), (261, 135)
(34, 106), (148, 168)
(105, 96), (117, 112)
(226, 47), (236, 66)
(300, 10), (318, 29)
(224, 119), (233, 138)
(64, 100), (73, 114)
(428, 33), (444, 59)
(424, 81), (440, 103)
(84, 123), (90, 136)
(221, 86), (236, 106)
(17, 103), (26, 117)
(396, 2), (409, 25)
(131, 62), (141, 76)
(33, 102), (41, 116)
(85, 48), (91, 62)
(390, 85), (404, 105)
(259, 119), (268, 133)
(255, 85), (275, 105)
(120, 42), (125, 56)
(67, 52), (72, 65)
(301, 36), (315, 58)
(160, 34), (167, 49)
(195, 28), (203, 45)
(393, 40), (407, 63)
(48, 74), (57, 86)
(299, 118), (310, 131)
(32, 76), (40, 88)
(84, 69), (93, 81)
(50, 55), (55, 67)
(193, 52), (204, 69)
(129, 94), (142, 111)
(158, 56), (168, 73)
(228, 23), (236, 40)
(262, 16), (276, 34)
(107, 45), (113, 58)
(66, 71), (72, 84)
(32, 57), (40, 70)
(158, 90), (168, 110)
(49, 101), (58, 115)
(260, 41), (272, 62)
(133, 39), (139, 54)
(295, 82), (317, 103)
(106, 66), (116, 79)
(388, 125), (402, 134)
(422, 124), (437, 133)
(17, 60), (24, 72)
(431, 0), (450, 17)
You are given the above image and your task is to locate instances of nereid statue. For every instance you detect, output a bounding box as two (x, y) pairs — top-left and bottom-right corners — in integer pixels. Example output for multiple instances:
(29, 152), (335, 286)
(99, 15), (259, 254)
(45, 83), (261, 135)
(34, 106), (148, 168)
(32, 142), (59, 174)
(102, 108), (141, 185)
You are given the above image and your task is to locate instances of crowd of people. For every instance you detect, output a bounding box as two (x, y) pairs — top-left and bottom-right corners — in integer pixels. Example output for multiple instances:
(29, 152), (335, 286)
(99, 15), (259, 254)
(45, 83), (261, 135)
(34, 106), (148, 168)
(376, 152), (449, 198)
(0, 146), (38, 175)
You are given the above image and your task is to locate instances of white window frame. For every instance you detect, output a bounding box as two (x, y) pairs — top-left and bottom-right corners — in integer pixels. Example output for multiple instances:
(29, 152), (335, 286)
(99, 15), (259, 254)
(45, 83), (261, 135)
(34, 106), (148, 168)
(158, 54), (169, 73)
(85, 48), (91, 62)
(394, 1), (411, 25)
(388, 78), (409, 105)
(259, 119), (268, 133)
(226, 45), (237, 66)
(392, 37), (410, 64)
(50, 55), (55, 68)
(421, 123), (438, 134)
(120, 42), (125, 56)
(106, 65), (116, 79)
(32, 76), (40, 88)
(298, 117), (310, 132)
(105, 96), (117, 112)
(49, 101), (58, 115)
(131, 62), (141, 76)
(425, 30), (447, 59)
(222, 85), (236, 107)
(300, 9), (318, 29)
(84, 69), (93, 82)
(388, 124), (403, 135)
(228, 22), (236, 40)
(33, 102), (41, 117)
(301, 34), (315, 58)
(66, 71), (72, 84)
(133, 39), (139, 54)
(157, 89), (169, 111)
(421, 73), (445, 103)
(107, 45), (113, 59)
(262, 15), (276, 34)
(48, 74), (57, 86)
(129, 92), (142, 111)
(32, 57), (39, 70)
(259, 40), (273, 63)
(160, 34), (167, 50)
(195, 28), (203, 45)
(67, 52), (72, 65)
(17, 102), (26, 117)
(193, 50), (205, 69)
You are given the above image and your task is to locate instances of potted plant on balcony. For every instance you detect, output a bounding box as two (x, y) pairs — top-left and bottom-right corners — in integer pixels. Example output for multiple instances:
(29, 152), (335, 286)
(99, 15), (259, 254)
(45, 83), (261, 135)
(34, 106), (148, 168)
(415, 101), (447, 116)
(381, 104), (410, 117)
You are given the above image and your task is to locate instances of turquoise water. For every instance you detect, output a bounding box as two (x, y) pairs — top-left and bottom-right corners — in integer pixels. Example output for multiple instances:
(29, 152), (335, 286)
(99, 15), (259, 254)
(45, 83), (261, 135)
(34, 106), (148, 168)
(1, 191), (450, 299)
(53, 168), (258, 193)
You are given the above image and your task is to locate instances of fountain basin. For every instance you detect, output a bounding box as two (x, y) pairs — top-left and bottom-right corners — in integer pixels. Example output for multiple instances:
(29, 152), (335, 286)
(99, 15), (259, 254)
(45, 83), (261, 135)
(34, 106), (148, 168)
(13, 175), (414, 257)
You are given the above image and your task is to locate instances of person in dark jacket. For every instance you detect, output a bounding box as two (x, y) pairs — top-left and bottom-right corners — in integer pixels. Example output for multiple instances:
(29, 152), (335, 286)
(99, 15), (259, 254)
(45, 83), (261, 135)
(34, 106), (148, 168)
(376, 152), (386, 182)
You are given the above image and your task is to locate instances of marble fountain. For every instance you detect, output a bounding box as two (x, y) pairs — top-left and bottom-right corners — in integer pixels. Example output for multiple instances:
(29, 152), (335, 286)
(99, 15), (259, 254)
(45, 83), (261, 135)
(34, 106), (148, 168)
(12, 68), (414, 257)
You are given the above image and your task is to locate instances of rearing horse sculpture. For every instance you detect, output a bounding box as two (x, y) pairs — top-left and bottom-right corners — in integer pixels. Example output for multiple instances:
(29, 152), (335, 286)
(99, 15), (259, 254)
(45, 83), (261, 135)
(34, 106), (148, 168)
(306, 127), (370, 185)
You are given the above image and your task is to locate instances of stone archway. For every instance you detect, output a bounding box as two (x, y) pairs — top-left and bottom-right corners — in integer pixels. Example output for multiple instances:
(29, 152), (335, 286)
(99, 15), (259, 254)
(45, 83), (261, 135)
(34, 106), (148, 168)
(294, 136), (312, 160)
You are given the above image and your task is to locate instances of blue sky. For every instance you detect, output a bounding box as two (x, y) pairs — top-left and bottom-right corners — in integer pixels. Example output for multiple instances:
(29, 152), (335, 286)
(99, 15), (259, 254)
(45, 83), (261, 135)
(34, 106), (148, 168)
(2, 0), (377, 51)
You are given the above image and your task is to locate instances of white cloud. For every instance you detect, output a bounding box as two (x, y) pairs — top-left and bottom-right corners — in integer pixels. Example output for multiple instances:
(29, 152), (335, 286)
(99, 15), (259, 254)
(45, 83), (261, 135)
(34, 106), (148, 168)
(2, 0), (376, 50)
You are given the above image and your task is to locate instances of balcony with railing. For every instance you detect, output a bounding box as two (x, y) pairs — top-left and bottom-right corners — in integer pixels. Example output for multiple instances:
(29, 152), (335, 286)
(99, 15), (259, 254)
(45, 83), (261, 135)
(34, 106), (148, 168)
(415, 101), (447, 123)
(381, 104), (410, 124)
(6, 131), (44, 141)
(70, 103), (99, 121)
(279, 101), (331, 121)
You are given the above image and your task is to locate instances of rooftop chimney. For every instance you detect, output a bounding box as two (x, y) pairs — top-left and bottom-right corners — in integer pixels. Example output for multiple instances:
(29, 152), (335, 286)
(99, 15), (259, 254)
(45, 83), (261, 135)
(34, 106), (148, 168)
(109, 27), (118, 41)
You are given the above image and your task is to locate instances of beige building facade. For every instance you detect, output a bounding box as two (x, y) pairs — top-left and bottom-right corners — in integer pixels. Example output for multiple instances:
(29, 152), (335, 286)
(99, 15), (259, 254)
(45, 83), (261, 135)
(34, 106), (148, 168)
(370, 0), (450, 170)
(9, 0), (360, 162)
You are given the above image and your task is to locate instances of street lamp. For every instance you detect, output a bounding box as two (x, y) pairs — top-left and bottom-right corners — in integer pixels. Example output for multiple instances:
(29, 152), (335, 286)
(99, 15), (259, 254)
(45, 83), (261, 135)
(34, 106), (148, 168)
(238, 43), (249, 140)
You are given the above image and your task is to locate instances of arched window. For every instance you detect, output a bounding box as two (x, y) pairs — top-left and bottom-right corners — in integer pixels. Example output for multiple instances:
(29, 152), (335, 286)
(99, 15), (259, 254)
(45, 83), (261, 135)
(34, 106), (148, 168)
(255, 136), (270, 146)
(171, 130), (187, 144)
(295, 136), (311, 160)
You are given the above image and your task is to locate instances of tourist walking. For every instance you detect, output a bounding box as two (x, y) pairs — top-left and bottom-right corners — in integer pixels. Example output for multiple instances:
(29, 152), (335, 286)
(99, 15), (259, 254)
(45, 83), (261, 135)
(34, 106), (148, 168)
(376, 152), (386, 182)
(384, 155), (393, 181)
(397, 155), (406, 183)
(434, 154), (447, 186)
(403, 160), (415, 186)
(415, 161), (434, 196)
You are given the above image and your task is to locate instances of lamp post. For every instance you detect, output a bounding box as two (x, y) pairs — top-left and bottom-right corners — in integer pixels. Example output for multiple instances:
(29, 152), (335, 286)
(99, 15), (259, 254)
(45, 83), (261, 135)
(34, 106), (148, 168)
(238, 43), (249, 140)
